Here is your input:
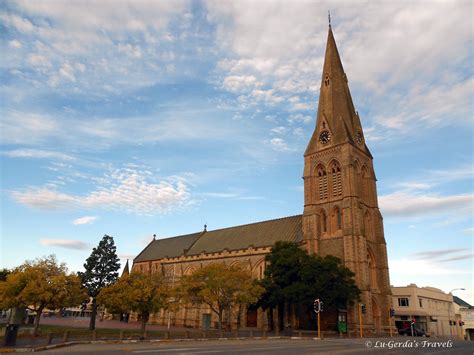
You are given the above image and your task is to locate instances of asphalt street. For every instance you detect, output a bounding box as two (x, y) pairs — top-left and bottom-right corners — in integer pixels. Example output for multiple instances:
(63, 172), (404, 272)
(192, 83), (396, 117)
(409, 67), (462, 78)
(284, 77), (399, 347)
(43, 338), (473, 354)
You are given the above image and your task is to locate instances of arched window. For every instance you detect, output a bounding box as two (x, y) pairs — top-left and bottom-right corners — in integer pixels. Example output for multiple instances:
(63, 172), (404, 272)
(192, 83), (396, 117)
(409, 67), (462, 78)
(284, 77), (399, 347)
(330, 161), (342, 197)
(316, 164), (328, 200)
(337, 208), (342, 230)
(353, 160), (361, 196)
(319, 209), (327, 234)
(331, 206), (342, 231)
(361, 166), (370, 201)
(367, 249), (378, 289)
(364, 210), (372, 238)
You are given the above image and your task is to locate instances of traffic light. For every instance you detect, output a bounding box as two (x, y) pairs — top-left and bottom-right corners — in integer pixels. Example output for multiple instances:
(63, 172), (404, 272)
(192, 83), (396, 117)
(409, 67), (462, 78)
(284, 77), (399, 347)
(389, 308), (395, 317)
(313, 299), (324, 313)
(314, 299), (321, 314)
(361, 304), (366, 314)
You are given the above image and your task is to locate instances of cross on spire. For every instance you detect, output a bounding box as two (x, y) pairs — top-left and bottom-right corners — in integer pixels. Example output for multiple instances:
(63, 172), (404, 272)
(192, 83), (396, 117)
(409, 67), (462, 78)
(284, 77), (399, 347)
(328, 10), (331, 27)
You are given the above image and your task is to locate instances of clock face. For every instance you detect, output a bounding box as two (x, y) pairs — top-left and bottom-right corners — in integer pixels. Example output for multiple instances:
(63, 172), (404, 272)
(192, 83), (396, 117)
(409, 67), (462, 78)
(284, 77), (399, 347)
(355, 131), (363, 144)
(319, 130), (331, 145)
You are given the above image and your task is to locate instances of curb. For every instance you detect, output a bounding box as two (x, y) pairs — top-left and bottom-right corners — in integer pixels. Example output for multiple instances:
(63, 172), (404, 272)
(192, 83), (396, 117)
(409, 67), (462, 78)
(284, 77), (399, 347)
(0, 335), (310, 352)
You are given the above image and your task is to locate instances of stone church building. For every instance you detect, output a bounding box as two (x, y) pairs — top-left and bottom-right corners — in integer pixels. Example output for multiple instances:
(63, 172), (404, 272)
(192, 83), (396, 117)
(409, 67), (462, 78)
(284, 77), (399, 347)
(132, 24), (392, 336)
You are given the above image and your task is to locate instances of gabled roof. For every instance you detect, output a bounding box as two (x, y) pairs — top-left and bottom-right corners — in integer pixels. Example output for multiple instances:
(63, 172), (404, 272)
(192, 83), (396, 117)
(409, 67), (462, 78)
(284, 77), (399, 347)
(186, 215), (303, 256)
(454, 296), (472, 308)
(133, 215), (303, 262)
(134, 232), (202, 262)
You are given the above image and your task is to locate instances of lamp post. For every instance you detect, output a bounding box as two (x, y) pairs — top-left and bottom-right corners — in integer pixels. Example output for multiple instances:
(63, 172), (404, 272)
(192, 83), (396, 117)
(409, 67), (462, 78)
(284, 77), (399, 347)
(447, 288), (465, 338)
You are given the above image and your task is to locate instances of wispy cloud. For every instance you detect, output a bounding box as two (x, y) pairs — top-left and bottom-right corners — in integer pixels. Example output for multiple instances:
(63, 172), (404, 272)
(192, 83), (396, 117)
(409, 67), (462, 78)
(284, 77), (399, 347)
(11, 169), (192, 215)
(40, 239), (90, 250)
(412, 248), (466, 260)
(439, 254), (474, 263)
(379, 192), (472, 217)
(72, 216), (97, 226)
(3, 149), (75, 161)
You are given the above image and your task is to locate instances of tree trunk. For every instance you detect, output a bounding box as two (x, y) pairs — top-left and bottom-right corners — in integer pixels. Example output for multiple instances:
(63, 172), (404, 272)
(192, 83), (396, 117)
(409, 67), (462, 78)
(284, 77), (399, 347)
(33, 305), (45, 337)
(140, 312), (149, 336)
(89, 298), (97, 330)
(218, 309), (223, 330)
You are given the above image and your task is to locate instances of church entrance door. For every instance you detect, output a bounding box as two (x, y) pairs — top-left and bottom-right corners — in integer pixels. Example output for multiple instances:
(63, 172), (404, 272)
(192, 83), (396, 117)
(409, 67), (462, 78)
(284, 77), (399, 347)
(246, 306), (258, 327)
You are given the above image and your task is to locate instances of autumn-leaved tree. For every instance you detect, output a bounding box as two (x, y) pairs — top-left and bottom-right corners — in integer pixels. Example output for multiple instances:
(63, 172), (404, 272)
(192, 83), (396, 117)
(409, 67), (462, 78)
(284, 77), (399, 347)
(78, 234), (120, 330)
(0, 255), (86, 336)
(98, 272), (169, 336)
(178, 263), (264, 330)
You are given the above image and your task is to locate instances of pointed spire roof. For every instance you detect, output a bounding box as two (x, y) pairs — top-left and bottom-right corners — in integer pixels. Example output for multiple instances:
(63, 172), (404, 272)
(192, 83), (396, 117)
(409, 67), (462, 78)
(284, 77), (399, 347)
(305, 25), (371, 157)
(121, 259), (129, 277)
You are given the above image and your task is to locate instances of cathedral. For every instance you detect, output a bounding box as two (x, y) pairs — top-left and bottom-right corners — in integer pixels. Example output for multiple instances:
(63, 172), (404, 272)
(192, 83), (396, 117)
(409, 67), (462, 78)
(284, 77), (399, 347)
(132, 23), (392, 336)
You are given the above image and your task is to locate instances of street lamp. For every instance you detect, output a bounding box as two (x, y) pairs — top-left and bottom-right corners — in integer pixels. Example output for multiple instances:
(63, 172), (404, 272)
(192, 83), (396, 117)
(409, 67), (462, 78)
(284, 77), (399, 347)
(447, 288), (465, 338)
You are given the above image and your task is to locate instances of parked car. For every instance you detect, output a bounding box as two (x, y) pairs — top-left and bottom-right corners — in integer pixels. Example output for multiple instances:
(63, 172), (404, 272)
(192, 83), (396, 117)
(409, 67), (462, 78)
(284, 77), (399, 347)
(398, 327), (430, 337)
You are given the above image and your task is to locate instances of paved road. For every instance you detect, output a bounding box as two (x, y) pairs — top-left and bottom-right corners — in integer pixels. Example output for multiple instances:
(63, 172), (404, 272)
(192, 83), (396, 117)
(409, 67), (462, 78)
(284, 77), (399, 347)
(44, 338), (473, 354)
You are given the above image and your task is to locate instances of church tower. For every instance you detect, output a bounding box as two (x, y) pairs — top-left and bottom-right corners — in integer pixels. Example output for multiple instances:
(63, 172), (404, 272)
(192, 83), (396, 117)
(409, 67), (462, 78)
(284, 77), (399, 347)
(302, 23), (392, 335)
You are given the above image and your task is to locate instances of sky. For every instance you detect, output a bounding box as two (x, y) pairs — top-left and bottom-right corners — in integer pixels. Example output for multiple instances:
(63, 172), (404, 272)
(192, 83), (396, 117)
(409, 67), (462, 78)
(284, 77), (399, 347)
(0, 1), (472, 303)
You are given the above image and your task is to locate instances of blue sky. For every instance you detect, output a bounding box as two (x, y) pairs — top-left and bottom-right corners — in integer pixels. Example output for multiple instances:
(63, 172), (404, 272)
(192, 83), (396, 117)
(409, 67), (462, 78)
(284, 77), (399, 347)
(1, 1), (472, 303)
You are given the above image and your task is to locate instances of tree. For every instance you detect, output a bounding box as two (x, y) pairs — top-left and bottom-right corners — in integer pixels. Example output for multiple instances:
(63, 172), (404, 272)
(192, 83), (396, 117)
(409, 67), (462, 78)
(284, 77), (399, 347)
(259, 241), (360, 329)
(178, 263), (264, 330)
(98, 272), (169, 336)
(78, 234), (120, 330)
(0, 255), (86, 336)
(0, 269), (10, 282)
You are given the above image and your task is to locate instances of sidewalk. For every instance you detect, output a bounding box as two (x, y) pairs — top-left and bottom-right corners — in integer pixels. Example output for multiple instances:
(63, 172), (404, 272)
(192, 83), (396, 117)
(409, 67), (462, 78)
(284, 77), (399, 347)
(39, 316), (187, 332)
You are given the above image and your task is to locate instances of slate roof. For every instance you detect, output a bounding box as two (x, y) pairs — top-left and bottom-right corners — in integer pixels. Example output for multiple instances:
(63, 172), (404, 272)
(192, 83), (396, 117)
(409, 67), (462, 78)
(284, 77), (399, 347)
(134, 215), (303, 262)
(134, 232), (202, 262)
(453, 296), (472, 308)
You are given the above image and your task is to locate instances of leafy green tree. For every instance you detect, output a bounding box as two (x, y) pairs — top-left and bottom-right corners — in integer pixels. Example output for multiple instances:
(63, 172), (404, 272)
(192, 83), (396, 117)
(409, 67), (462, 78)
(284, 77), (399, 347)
(78, 234), (120, 330)
(178, 263), (264, 330)
(98, 272), (169, 335)
(0, 255), (86, 336)
(259, 241), (360, 329)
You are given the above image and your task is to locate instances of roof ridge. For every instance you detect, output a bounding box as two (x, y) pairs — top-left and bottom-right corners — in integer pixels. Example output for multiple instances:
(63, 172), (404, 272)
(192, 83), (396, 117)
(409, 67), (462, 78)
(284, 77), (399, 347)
(205, 214), (302, 233)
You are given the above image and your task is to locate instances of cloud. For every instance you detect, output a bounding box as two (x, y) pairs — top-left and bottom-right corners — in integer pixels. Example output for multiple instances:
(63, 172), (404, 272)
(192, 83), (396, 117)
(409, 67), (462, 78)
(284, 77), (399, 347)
(412, 248), (466, 260)
(379, 192), (472, 217)
(118, 254), (136, 261)
(40, 239), (90, 250)
(0, 111), (59, 145)
(0, 109), (234, 148)
(11, 169), (191, 215)
(72, 216), (97, 225)
(439, 254), (474, 263)
(271, 126), (287, 135)
(3, 149), (75, 161)
(389, 258), (471, 277)
(9, 40), (22, 48)
(206, 1), (471, 139)
(270, 138), (290, 152)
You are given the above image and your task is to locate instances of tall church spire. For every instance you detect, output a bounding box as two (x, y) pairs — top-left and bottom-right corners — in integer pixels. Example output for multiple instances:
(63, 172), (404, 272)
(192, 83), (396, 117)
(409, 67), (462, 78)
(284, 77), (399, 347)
(305, 25), (370, 157)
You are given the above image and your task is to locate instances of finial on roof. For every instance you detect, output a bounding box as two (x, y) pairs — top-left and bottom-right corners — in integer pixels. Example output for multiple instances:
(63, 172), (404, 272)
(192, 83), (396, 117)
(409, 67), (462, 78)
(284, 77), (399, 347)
(204, 223), (207, 232)
(328, 10), (331, 27)
(153, 234), (156, 240)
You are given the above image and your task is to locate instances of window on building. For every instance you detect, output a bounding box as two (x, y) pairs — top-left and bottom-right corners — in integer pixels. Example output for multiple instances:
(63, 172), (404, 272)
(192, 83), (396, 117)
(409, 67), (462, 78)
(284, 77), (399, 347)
(419, 298), (423, 308)
(317, 164), (328, 200)
(398, 298), (409, 307)
(330, 161), (342, 197)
